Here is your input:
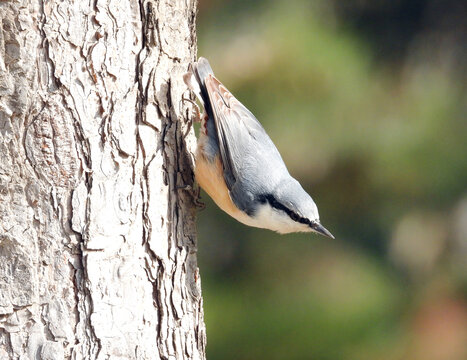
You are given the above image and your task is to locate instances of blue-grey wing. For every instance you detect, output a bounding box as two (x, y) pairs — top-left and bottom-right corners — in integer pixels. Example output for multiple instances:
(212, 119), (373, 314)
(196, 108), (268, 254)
(204, 75), (288, 213)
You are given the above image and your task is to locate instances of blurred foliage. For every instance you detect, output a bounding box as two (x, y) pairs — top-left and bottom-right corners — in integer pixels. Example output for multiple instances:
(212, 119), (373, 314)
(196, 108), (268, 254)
(195, 0), (467, 359)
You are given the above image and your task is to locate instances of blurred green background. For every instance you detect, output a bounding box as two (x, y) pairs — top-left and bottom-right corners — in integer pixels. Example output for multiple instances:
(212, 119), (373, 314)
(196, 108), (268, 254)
(195, 1), (467, 359)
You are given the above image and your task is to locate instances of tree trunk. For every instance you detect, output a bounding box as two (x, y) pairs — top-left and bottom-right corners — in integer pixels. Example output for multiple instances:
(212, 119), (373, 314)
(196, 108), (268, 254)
(0, 0), (205, 359)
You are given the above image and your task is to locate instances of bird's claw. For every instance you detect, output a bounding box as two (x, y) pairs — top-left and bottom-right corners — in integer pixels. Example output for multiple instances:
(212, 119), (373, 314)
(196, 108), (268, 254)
(176, 184), (205, 210)
(182, 97), (202, 123)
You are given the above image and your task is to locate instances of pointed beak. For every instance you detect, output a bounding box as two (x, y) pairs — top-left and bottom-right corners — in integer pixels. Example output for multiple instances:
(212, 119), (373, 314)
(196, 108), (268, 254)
(312, 222), (335, 239)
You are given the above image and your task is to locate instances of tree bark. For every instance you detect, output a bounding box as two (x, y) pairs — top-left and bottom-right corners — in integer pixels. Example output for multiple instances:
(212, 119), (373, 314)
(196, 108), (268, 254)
(0, 0), (205, 359)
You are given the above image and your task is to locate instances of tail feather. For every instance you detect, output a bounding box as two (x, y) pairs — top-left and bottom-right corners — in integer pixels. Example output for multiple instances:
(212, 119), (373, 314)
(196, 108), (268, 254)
(193, 57), (214, 90)
(184, 57), (214, 110)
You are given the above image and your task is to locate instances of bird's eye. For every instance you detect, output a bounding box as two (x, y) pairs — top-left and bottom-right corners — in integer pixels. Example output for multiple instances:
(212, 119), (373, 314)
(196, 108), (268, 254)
(289, 212), (299, 222)
(258, 196), (268, 204)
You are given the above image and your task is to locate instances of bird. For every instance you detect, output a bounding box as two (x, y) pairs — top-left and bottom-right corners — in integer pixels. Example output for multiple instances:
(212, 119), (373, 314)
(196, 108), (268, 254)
(183, 57), (334, 238)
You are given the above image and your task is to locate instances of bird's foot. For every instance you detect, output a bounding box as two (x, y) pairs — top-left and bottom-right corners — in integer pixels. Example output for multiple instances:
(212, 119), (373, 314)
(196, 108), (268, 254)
(182, 97), (202, 123)
(177, 184), (205, 210)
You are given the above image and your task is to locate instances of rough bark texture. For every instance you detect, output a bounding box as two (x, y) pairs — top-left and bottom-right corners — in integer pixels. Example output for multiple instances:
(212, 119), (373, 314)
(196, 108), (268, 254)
(0, 0), (205, 359)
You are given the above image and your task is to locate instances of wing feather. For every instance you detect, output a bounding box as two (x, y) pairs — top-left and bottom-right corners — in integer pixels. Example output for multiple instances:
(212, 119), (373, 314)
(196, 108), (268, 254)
(204, 74), (285, 201)
(205, 76), (267, 188)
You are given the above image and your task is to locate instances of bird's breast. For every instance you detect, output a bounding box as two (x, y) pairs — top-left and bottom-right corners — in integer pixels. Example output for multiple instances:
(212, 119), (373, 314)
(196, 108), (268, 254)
(195, 142), (253, 226)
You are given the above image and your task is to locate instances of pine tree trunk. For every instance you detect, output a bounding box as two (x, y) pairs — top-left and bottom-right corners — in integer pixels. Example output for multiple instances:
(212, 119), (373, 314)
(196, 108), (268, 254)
(0, 0), (205, 358)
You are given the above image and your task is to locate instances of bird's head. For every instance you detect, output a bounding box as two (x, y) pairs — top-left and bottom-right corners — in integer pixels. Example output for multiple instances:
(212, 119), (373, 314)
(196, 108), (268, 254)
(254, 178), (334, 238)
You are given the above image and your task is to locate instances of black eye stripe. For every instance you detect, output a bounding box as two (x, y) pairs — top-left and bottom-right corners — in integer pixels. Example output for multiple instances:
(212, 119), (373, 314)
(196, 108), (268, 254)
(257, 194), (312, 227)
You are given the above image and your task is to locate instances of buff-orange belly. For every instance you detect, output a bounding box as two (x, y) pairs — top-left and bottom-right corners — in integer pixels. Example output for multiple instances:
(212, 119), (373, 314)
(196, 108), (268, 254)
(195, 144), (252, 225)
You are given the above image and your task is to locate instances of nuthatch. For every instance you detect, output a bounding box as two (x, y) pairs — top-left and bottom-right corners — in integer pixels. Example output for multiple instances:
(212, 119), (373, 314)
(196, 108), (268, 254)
(184, 57), (334, 238)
